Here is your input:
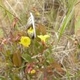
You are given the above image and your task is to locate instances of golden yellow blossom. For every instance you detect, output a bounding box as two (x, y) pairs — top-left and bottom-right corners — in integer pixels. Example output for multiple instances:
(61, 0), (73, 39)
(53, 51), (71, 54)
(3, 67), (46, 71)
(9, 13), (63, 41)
(27, 27), (35, 38)
(30, 69), (36, 74)
(27, 27), (34, 34)
(37, 35), (50, 42)
(19, 36), (31, 47)
(35, 11), (40, 16)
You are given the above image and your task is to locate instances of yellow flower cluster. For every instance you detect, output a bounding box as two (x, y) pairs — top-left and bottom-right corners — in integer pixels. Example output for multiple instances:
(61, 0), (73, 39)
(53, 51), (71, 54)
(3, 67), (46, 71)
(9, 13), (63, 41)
(19, 27), (50, 47)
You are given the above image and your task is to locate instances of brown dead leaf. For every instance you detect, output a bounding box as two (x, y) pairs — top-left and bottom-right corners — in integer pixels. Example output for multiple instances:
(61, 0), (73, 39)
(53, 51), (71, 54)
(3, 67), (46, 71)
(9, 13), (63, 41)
(52, 61), (65, 75)
(44, 61), (65, 75)
(12, 51), (22, 67)
(36, 23), (46, 35)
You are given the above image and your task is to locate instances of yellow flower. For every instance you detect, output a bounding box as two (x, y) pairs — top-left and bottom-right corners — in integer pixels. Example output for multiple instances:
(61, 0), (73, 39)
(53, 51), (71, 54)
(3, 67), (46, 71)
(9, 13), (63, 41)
(37, 35), (50, 42)
(27, 27), (35, 38)
(35, 12), (40, 16)
(30, 69), (36, 74)
(27, 27), (34, 34)
(19, 36), (31, 47)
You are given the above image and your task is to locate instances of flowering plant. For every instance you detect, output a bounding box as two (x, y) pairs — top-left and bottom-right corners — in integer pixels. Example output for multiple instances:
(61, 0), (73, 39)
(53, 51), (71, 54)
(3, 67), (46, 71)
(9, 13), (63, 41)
(0, 12), (64, 80)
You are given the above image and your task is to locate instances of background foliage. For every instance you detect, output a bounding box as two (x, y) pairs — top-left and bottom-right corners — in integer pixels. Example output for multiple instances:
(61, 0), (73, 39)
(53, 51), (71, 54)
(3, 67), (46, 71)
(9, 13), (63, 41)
(0, 0), (80, 80)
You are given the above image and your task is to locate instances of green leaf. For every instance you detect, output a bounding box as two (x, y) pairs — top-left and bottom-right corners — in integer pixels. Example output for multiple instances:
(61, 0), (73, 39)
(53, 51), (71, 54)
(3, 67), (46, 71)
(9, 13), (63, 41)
(0, 76), (5, 80)
(22, 53), (32, 62)
(58, 0), (77, 41)
(9, 73), (21, 80)
(58, 8), (74, 40)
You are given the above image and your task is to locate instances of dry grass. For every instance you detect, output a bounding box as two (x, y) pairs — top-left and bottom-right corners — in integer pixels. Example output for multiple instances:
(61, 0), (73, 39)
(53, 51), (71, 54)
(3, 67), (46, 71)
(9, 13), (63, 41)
(0, 0), (80, 80)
